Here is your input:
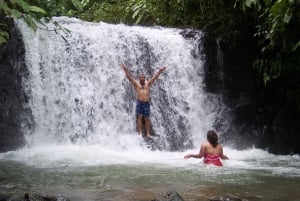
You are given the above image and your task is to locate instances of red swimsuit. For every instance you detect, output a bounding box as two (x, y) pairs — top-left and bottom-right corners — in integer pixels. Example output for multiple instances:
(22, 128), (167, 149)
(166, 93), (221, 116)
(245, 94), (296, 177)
(204, 153), (223, 166)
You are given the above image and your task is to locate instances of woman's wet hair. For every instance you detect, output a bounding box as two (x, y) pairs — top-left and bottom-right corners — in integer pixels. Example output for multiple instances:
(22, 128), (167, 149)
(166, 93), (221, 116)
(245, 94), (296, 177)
(207, 130), (218, 147)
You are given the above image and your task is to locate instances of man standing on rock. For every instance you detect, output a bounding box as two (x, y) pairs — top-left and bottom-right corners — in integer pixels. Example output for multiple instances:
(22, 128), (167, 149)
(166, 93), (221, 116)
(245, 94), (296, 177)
(121, 64), (166, 138)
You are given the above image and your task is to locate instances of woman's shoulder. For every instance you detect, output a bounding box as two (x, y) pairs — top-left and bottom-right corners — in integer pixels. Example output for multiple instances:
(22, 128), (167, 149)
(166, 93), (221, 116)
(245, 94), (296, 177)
(202, 141), (211, 148)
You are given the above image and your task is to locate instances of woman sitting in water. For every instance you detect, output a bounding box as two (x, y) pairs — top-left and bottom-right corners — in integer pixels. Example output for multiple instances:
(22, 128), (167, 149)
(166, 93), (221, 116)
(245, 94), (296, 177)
(184, 130), (229, 166)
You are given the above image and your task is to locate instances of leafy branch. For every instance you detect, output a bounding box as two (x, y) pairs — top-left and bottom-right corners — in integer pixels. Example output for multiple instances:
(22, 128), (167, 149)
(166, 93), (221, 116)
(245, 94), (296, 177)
(0, 0), (87, 46)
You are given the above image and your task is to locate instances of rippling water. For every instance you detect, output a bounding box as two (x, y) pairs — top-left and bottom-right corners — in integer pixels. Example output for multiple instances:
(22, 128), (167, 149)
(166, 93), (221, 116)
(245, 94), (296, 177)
(1, 144), (299, 201)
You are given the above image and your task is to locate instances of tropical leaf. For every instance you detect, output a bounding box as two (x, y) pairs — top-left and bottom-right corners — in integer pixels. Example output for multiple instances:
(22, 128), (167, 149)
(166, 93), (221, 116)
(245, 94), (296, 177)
(283, 12), (292, 23)
(53, 20), (71, 35)
(292, 41), (300, 51)
(9, 0), (30, 12)
(0, 30), (9, 39)
(23, 15), (38, 32)
(135, 14), (144, 24)
(71, 0), (84, 11)
(10, 8), (23, 18)
(28, 6), (47, 14)
(34, 18), (48, 29)
(132, 9), (140, 19)
(263, 72), (270, 85)
(245, 0), (258, 8)
(0, 1), (11, 14)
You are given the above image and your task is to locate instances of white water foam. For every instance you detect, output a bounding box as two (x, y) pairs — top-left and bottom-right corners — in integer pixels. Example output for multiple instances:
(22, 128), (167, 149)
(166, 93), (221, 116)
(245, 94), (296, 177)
(1, 144), (299, 178)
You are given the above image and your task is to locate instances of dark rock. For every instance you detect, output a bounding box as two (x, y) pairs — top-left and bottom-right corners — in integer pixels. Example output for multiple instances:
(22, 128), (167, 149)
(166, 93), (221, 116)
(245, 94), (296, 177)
(24, 193), (30, 201)
(210, 197), (242, 201)
(201, 34), (224, 94)
(201, 25), (300, 154)
(0, 17), (31, 152)
(151, 190), (185, 201)
(9, 193), (70, 201)
(0, 194), (10, 201)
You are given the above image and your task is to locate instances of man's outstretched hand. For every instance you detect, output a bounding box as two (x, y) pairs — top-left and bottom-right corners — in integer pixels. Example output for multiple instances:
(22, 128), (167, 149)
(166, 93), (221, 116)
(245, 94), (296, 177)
(159, 66), (167, 73)
(120, 64), (127, 71)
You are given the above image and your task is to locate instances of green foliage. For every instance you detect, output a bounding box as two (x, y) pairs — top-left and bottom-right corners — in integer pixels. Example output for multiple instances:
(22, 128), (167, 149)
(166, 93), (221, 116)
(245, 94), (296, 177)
(242, 0), (300, 83)
(0, 0), (91, 46)
(29, 0), (89, 17)
(78, 1), (128, 23)
(124, 0), (185, 26)
(0, 0), (47, 45)
(127, 0), (155, 25)
(0, 25), (9, 45)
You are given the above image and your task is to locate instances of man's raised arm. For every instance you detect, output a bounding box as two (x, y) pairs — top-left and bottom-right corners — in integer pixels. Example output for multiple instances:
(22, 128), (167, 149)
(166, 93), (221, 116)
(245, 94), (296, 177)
(148, 66), (167, 86)
(121, 64), (136, 86)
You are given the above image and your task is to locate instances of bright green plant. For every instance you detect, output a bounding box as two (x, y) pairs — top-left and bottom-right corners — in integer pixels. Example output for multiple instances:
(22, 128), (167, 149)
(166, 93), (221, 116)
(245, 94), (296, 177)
(0, 0), (47, 45)
(78, 0), (128, 23)
(0, 0), (89, 46)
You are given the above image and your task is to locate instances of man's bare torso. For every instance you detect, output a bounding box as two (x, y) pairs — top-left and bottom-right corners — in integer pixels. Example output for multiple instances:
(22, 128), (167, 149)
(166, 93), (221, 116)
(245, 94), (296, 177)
(134, 82), (150, 102)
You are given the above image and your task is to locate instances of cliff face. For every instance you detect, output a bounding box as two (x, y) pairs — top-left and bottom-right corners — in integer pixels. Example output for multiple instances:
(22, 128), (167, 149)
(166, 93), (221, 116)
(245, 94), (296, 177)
(0, 18), (29, 152)
(202, 28), (300, 155)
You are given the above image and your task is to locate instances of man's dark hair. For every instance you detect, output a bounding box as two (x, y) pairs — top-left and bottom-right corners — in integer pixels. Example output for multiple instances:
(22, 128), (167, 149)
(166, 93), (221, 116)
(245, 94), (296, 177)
(207, 130), (218, 147)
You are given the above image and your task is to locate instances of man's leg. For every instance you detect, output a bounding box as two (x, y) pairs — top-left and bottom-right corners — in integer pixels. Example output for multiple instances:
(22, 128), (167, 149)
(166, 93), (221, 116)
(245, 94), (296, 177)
(137, 115), (143, 136)
(145, 117), (153, 138)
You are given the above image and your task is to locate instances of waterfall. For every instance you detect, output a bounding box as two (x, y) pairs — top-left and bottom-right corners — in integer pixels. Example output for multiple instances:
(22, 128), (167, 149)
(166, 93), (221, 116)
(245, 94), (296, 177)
(16, 17), (220, 151)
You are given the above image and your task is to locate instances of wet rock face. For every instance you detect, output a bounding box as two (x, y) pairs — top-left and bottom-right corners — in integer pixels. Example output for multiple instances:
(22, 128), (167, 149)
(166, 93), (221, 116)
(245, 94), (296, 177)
(3, 193), (70, 201)
(201, 30), (300, 154)
(151, 190), (185, 201)
(150, 190), (244, 201)
(210, 197), (242, 201)
(0, 17), (28, 152)
(180, 29), (300, 154)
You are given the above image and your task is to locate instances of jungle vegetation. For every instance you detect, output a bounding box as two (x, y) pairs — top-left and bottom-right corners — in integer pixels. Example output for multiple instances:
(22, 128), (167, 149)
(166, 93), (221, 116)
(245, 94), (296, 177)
(1, 0), (300, 108)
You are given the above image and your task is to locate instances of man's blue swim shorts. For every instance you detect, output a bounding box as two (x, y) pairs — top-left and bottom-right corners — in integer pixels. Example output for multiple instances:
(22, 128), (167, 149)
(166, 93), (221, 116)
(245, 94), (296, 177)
(136, 101), (150, 117)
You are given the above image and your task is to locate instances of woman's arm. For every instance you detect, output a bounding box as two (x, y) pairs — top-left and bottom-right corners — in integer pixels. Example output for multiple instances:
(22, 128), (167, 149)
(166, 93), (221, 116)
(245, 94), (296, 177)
(219, 146), (229, 160)
(184, 144), (205, 159)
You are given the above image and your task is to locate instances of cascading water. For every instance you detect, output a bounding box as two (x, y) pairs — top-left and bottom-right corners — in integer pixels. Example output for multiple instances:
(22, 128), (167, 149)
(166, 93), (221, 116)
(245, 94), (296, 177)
(16, 17), (219, 151)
